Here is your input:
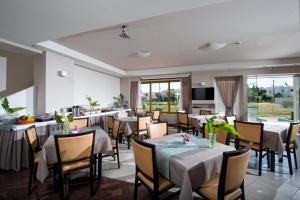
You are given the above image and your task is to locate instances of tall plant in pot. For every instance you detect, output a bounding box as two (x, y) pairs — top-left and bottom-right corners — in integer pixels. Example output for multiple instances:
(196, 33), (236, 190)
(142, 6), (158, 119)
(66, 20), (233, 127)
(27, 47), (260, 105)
(113, 93), (128, 108)
(86, 95), (100, 112)
(205, 116), (239, 148)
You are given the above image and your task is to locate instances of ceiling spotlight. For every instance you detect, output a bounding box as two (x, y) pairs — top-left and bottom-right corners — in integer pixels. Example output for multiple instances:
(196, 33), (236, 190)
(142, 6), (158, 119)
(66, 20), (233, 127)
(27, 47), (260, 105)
(136, 51), (151, 58)
(119, 25), (131, 39)
(198, 42), (227, 51)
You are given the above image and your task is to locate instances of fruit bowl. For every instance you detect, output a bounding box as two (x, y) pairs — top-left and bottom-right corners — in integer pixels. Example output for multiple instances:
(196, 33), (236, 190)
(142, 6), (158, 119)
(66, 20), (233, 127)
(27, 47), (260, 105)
(16, 115), (35, 124)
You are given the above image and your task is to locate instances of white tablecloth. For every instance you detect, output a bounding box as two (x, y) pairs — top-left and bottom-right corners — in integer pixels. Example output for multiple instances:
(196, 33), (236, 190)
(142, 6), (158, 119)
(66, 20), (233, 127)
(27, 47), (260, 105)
(118, 117), (137, 136)
(36, 128), (112, 183)
(146, 134), (235, 200)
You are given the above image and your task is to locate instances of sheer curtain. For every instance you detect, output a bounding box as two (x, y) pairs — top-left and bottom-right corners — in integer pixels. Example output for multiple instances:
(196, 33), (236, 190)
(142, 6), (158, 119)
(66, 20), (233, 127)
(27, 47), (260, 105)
(180, 78), (192, 113)
(215, 76), (242, 116)
(130, 81), (139, 109)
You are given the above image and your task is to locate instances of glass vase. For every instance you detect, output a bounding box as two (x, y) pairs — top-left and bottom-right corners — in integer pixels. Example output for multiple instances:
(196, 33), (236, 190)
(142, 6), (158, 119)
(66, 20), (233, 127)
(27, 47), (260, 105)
(63, 121), (70, 134)
(208, 133), (216, 148)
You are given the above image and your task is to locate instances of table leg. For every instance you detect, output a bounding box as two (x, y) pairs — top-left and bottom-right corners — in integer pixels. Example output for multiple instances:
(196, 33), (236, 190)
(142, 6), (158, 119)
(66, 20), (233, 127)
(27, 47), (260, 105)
(270, 151), (275, 172)
(53, 164), (58, 193)
(127, 135), (131, 149)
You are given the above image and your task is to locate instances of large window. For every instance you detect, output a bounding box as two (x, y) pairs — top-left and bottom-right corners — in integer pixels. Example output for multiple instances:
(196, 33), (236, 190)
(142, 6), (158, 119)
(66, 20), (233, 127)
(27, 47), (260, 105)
(247, 75), (295, 122)
(141, 80), (181, 112)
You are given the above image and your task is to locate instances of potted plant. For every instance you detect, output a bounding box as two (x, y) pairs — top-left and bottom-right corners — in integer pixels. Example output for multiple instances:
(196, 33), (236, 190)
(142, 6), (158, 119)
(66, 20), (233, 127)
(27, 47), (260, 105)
(0, 97), (25, 123)
(54, 111), (73, 134)
(205, 116), (239, 148)
(86, 95), (100, 113)
(113, 93), (128, 109)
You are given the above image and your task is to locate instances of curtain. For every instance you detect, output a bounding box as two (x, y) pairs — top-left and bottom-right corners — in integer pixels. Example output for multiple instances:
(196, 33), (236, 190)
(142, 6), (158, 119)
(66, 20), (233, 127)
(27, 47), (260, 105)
(215, 76), (241, 116)
(180, 78), (192, 113)
(130, 81), (139, 109)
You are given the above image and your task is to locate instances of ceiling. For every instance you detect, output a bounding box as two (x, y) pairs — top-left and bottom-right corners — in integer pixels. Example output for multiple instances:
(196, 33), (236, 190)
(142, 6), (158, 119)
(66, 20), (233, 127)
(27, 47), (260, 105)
(0, 0), (300, 72)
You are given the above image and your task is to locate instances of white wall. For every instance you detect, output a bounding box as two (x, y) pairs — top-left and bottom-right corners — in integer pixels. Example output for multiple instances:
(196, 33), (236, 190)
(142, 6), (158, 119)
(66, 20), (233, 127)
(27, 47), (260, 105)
(0, 56), (6, 92)
(73, 66), (120, 107)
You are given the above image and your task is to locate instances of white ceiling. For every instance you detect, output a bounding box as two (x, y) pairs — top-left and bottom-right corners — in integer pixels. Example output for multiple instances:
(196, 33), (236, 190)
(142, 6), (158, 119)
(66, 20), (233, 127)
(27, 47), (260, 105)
(0, 0), (299, 72)
(55, 0), (300, 70)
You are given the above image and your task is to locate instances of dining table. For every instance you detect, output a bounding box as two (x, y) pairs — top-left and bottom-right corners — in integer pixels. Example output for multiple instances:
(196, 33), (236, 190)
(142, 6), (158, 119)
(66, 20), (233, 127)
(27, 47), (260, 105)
(117, 116), (138, 149)
(145, 133), (235, 200)
(36, 127), (112, 183)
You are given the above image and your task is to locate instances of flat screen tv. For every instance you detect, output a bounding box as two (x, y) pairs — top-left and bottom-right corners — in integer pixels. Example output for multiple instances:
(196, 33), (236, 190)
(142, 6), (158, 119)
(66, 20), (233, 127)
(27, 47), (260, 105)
(192, 88), (214, 100)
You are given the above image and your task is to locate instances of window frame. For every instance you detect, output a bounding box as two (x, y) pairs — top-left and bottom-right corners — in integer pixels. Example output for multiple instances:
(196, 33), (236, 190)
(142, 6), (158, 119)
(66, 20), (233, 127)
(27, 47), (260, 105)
(141, 80), (180, 113)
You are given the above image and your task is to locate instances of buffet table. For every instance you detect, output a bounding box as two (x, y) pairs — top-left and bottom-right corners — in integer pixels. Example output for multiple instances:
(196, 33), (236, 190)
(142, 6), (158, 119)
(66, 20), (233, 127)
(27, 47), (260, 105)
(0, 110), (129, 171)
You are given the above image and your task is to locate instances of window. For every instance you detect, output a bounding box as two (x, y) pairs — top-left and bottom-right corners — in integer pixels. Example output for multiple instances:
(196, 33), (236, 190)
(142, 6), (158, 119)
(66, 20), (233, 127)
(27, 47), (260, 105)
(141, 80), (181, 112)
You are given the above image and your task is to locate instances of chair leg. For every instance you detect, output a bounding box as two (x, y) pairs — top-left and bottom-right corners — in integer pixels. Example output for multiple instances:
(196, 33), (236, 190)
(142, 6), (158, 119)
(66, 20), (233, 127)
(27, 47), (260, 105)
(134, 176), (138, 200)
(90, 163), (94, 197)
(28, 164), (33, 195)
(117, 149), (120, 168)
(287, 149), (293, 175)
(98, 154), (102, 180)
(293, 147), (298, 169)
(255, 150), (258, 157)
(58, 172), (64, 200)
(241, 181), (245, 200)
(267, 150), (270, 169)
(258, 151), (262, 176)
(127, 135), (131, 149)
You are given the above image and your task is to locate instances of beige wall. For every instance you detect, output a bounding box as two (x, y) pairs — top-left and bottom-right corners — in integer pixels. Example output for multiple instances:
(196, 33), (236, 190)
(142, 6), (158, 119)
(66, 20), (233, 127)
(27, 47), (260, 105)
(0, 49), (34, 98)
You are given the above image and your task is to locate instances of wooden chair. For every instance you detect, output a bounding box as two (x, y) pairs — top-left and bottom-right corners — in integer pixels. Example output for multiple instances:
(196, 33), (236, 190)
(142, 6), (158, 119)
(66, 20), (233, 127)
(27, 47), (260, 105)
(69, 118), (88, 129)
(54, 131), (95, 199)
(152, 110), (161, 123)
(234, 121), (267, 176)
(132, 116), (151, 139)
(284, 122), (299, 175)
(106, 116), (114, 135)
(132, 139), (175, 200)
(136, 108), (144, 113)
(25, 125), (41, 194)
(147, 122), (168, 139)
(203, 123), (230, 145)
(146, 111), (153, 118)
(196, 145), (251, 200)
(199, 110), (212, 115)
(104, 119), (121, 168)
(177, 112), (195, 134)
(225, 115), (237, 126)
(117, 111), (128, 118)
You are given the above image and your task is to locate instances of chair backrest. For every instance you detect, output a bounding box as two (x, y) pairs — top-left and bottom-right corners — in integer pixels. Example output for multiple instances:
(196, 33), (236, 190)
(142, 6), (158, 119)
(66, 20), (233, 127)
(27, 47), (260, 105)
(152, 110), (161, 121)
(54, 131), (95, 164)
(199, 110), (212, 115)
(138, 116), (152, 131)
(25, 125), (39, 153)
(218, 145), (251, 197)
(69, 118), (88, 129)
(112, 119), (121, 138)
(226, 115), (237, 126)
(147, 122), (168, 139)
(117, 111), (128, 118)
(136, 108), (144, 113)
(287, 122), (300, 145)
(107, 116), (114, 130)
(146, 111), (153, 118)
(234, 121), (263, 144)
(177, 112), (188, 125)
(203, 123), (229, 145)
(132, 139), (157, 181)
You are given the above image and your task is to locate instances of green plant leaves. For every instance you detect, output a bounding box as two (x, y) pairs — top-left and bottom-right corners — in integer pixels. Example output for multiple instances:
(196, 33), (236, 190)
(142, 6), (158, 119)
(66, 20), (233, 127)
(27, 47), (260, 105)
(54, 111), (74, 124)
(204, 116), (239, 136)
(1, 97), (25, 113)
(86, 95), (100, 108)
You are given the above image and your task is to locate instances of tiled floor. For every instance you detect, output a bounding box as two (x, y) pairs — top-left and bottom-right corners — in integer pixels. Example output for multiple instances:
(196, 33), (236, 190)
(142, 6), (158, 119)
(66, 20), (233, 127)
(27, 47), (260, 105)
(101, 131), (300, 200)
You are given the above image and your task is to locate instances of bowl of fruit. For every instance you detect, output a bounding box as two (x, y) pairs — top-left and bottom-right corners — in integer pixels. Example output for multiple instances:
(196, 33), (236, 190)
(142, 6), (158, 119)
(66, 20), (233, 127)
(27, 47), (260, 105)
(16, 115), (35, 124)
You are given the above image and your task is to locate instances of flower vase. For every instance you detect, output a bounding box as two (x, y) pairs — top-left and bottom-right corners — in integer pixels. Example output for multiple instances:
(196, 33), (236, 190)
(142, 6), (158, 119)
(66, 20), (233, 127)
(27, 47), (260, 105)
(63, 121), (70, 134)
(208, 133), (216, 148)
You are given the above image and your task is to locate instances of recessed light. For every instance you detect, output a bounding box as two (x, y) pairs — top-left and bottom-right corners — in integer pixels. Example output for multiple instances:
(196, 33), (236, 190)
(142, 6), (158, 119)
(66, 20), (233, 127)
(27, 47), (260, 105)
(136, 51), (151, 58)
(198, 42), (227, 51)
(230, 41), (242, 46)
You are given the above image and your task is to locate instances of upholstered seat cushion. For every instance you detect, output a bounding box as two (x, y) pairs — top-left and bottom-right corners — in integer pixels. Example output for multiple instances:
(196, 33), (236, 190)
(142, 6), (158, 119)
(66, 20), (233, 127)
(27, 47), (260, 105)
(62, 158), (90, 173)
(284, 142), (295, 149)
(198, 175), (242, 200)
(239, 140), (260, 150)
(137, 172), (173, 192)
(34, 151), (41, 163)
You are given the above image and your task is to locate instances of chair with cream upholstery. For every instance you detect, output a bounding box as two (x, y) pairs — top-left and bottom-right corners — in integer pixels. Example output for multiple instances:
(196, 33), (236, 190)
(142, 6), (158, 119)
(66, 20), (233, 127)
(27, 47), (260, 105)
(147, 122), (168, 139)
(203, 123), (230, 145)
(199, 110), (212, 115)
(136, 108), (144, 113)
(117, 111), (128, 118)
(132, 139), (175, 200)
(106, 116), (114, 135)
(196, 145), (251, 200)
(234, 121), (267, 176)
(284, 122), (299, 175)
(225, 115), (237, 126)
(152, 110), (161, 123)
(54, 131), (95, 200)
(104, 119), (121, 168)
(132, 116), (151, 139)
(177, 112), (195, 134)
(69, 118), (88, 129)
(25, 125), (41, 195)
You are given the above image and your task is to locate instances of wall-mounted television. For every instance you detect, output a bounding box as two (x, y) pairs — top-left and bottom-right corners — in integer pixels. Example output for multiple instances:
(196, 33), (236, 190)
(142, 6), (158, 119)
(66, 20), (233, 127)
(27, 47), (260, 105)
(192, 87), (214, 100)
